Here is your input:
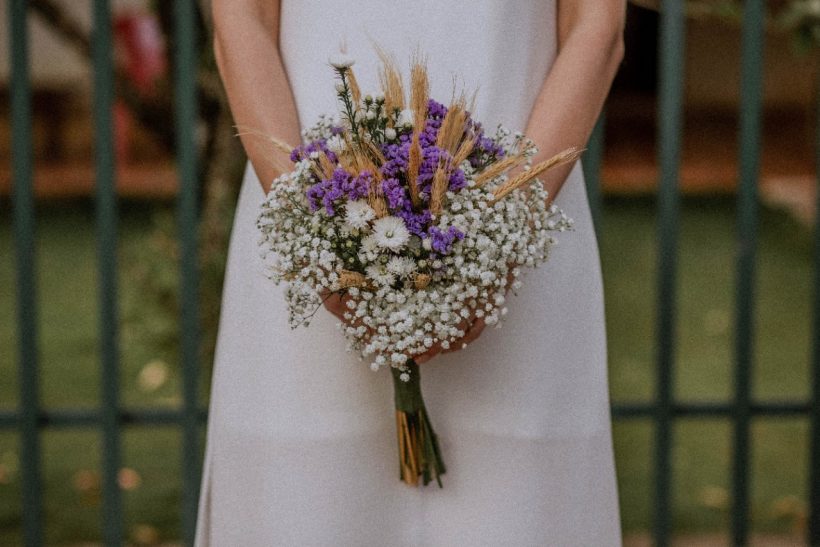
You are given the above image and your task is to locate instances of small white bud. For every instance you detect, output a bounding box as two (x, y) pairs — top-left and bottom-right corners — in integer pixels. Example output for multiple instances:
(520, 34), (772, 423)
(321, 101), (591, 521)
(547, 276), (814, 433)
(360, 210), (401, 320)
(328, 54), (355, 69)
(397, 108), (414, 127)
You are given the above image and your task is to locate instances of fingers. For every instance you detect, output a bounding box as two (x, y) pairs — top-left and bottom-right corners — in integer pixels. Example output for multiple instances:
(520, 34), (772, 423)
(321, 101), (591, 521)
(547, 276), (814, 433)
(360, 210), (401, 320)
(322, 292), (347, 320)
(414, 345), (443, 364)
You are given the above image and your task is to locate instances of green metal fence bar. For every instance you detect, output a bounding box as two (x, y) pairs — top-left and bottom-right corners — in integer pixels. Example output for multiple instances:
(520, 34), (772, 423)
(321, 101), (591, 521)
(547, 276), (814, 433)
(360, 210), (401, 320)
(92, 1), (124, 544)
(612, 401), (812, 418)
(809, 72), (820, 547)
(582, 112), (605, 238)
(654, 2), (686, 545)
(9, 1), (44, 546)
(732, 1), (765, 544)
(174, 1), (202, 544)
(0, 408), (209, 429)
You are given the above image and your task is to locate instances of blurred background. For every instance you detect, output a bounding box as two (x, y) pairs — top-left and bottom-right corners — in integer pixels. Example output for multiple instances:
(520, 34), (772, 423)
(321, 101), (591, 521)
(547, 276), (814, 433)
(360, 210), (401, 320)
(1, 0), (818, 545)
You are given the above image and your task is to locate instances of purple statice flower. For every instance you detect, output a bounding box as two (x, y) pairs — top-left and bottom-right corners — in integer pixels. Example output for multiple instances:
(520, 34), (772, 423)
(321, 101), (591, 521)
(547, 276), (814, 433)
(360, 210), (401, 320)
(396, 206), (433, 237)
(381, 178), (409, 211)
(348, 171), (372, 201)
(427, 225), (465, 255)
(448, 167), (467, 192)
(305, 167), (371, 215)
(416, 146), (443, 196)
(380, 141), (410, 179)
(465, 118), (506, 169)
(290, 138), (338, 164)
(426, 98), (447, 120)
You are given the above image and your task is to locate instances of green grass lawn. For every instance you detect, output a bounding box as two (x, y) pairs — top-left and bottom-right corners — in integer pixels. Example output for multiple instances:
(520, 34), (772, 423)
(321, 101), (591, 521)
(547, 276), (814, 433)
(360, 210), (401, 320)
(0, 196), (815, 544)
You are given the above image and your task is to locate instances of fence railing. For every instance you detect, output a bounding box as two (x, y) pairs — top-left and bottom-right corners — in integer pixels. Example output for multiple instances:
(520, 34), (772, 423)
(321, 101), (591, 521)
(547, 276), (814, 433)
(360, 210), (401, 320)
(5, 1), (202, 546)
(4, 1), (820, 546)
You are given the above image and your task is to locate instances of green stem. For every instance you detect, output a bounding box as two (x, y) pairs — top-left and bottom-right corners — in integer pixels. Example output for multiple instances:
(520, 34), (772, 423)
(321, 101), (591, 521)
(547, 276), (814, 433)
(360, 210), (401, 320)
(391, 359), (446, 487)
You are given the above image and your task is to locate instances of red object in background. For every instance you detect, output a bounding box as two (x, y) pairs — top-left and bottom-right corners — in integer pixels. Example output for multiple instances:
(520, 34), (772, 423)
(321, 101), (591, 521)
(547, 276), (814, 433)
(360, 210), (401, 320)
(113, 11), (167, 164)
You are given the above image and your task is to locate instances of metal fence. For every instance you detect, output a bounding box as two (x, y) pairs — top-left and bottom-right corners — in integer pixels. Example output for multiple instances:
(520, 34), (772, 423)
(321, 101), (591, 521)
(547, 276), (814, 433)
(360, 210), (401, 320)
(4, 0), (820, 546)
(4, 0), (201, 545)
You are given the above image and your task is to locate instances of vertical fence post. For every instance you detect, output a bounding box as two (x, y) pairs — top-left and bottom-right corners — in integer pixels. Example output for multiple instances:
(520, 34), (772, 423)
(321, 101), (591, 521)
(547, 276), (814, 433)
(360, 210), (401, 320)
(174, 1), (201, 544)
(732, 1), (765, 544)
(808, 71), (820, 547)
(654, 1), (686, 545)
(583, 112), (605, 240)
(9, 2), (43, 545)
(92, 1), (124, 545)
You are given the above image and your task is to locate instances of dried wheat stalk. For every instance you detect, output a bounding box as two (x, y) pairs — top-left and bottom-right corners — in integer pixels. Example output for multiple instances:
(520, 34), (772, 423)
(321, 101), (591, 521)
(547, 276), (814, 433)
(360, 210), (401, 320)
(489, 147), (583, 203)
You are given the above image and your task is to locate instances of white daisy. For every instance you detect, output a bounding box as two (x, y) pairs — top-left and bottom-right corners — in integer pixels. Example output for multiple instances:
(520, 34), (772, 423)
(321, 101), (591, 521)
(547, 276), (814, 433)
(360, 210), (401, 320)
(359, 234), (380, 254)
(386, 256), (417, 277)
(365, 263), (396, 287)
(344, 200), (375, 230)
(371, 216), (410, 251)
(397, 108), (414, 127)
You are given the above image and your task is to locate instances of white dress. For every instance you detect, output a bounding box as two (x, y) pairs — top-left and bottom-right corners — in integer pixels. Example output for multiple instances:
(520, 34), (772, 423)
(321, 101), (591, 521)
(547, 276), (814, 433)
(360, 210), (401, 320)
(195, 1), (623, 545)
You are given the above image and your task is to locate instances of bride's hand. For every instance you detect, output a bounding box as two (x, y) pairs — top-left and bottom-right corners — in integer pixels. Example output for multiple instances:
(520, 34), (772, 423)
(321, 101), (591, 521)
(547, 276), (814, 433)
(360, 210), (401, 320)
(321, 289), (349, 322)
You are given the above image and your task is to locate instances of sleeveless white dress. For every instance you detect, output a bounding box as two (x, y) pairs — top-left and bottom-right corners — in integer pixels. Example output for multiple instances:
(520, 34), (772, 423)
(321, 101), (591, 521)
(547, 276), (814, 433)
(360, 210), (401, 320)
(195, 1), (623, 545)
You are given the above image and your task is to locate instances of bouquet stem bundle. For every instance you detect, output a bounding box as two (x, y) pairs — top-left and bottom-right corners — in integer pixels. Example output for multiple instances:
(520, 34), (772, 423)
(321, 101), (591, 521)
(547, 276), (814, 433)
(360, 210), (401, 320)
(391, 360), (445, 487)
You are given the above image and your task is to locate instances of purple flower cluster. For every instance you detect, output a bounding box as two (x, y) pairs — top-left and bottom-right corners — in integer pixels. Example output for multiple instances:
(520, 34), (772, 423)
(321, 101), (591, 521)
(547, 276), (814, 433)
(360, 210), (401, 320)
(464, 119), (506, 169)
(306, 167), (371, 215)
(290, 138), (338, 164)
(428, 225), (465, 256)
(300, 97), (502, 255)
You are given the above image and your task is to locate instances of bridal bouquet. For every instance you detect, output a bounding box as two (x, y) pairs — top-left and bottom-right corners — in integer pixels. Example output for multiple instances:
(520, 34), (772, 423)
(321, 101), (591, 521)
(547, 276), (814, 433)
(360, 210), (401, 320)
(256, 50), (576, 487)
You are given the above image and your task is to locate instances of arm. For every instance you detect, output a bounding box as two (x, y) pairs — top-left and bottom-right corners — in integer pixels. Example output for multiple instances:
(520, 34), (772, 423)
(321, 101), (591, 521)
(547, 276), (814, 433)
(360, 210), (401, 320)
(212, 0), (302, 193)
(522, 0), (626, 204)
(434, 2), (626, 358)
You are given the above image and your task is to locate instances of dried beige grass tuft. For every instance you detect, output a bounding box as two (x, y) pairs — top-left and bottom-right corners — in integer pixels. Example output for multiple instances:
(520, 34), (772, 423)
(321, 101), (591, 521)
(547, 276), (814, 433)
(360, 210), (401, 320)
(409, 52), (429, 129)
(473, 152), (530, 187)
(346, 66), (363, 108)
(338, 269), (371, 290)
(436, 94), (468, 156)
(489, 147), (583, 203)
(362, 138), (387, 166)
(234, 125), (295, 155)
(429, 166), (449, 216)
(233, 125), (295, 177)
(376, 46), (405, 115)
(407, 133), (423, 208)
(452, 134), (477, 168)
(317, 151), (337, 180)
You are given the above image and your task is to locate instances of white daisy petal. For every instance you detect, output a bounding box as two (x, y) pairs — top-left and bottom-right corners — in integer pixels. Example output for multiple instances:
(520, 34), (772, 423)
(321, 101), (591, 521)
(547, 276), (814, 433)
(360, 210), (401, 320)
(344, 200), (376, 230)
(365, 263), (396, 286)
(386, 256), (417, 277)
(372, 216), (410, 251)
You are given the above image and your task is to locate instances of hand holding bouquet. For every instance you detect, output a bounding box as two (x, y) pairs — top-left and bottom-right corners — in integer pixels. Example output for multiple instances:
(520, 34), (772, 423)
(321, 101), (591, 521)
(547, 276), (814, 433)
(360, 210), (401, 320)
(256, 49), (577, 487)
